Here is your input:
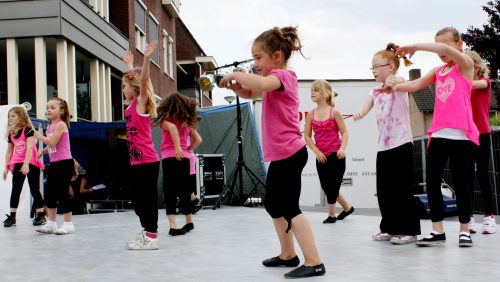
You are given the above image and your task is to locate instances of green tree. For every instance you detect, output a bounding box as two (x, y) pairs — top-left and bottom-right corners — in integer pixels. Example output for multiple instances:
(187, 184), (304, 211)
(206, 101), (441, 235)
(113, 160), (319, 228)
(462, 0), (500, 79)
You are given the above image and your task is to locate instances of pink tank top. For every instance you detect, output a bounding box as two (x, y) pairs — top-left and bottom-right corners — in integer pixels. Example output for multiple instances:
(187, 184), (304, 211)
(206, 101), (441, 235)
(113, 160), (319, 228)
(311, 108), (342, 156)
(47, 121), (72, 162)
(160, 119), (191, 160)
(428, 65), (479, 145)
(8, 126), (44, 171)
(125, 98), (160, 166)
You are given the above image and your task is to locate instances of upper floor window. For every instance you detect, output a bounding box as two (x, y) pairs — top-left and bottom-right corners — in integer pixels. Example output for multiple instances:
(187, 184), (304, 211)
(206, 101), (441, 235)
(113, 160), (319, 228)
(135, 0), (146, 52)
(149, 13), (159, 65)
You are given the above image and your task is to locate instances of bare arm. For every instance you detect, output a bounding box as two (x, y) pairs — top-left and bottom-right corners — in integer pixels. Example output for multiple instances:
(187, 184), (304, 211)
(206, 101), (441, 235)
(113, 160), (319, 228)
(137, 41), (157, 114)
(33, 122), (67, 146)
(390, 68), (437, 93)
(396, 43), (474, 80)
(187, 128), (202, 152)
(353, 96), (374, 120)
(219, 72), (282, 99)
(123, 50), (134, 70)
(3, 143), (13, 180)
(472, 79), (489, 90)
(333, 109), (348, 159)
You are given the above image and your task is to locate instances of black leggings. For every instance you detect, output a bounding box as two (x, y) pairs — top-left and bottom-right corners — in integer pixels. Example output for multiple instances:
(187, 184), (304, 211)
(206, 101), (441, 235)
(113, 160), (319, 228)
(130, 161), (159, 233)
(376, 142), (420, 236)
(162, 158), (192, 215)
(468, 133), (494, 215)
(265, 146), (307, 232)
(45, 159), (74, 213)
(10, 163), (43, 210)
(427, 138), (474, 224)
(316, 153), (345, 204)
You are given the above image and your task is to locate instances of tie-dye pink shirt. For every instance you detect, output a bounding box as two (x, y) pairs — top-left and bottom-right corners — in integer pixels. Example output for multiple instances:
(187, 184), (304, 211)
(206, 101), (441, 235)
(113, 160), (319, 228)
(369, 84), (412, 151)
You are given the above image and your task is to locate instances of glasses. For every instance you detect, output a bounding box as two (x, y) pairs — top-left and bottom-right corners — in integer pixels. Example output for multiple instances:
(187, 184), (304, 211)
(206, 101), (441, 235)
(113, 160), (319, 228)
(370, 64), (390, 70)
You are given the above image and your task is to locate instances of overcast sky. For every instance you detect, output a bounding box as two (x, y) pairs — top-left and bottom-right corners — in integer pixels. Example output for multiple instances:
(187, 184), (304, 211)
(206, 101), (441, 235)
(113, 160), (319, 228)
(181, 0), (491, 105)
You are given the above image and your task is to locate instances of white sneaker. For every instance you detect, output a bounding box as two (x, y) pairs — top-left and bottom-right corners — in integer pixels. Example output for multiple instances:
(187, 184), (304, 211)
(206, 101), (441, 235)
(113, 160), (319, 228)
(469, 216), (477, 234)
(54, 222), (75, 235)
(127, 232), (159, 250)
(372, 232), (393, 241)
(36, 221), (57, 234)
(390, 235), (417, 245)
(482, 216), (497, 234)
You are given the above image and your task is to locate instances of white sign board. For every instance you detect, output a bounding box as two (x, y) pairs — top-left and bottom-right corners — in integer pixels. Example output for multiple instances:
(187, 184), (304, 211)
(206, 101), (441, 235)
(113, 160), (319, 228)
(253, 79), (380, 208)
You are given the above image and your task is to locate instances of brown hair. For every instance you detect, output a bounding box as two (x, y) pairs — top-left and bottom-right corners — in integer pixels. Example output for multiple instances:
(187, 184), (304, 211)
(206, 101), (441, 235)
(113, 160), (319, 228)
(49, 97), (71, 128)
(375, 43), (413, 72)
(311, 80), (337, 107)
(6, 106), (34, 137)
(466, 50), (490, 78)
(254, 26), (305, 66)
(122, 67), (157, 118)
(436, 26), (461, 42)
(156, 92), (201, 128)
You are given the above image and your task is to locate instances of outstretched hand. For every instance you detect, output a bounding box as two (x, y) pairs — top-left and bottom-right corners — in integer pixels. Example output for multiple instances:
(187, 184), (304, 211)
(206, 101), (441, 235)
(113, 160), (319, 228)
(144, 41), (158, 58)
(123, 50), (134, 69)
(395, 45), (416, 59)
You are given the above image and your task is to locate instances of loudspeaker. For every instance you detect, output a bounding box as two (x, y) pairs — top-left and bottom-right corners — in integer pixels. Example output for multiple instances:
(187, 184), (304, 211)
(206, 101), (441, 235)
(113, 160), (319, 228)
(196, 154), (226, 201)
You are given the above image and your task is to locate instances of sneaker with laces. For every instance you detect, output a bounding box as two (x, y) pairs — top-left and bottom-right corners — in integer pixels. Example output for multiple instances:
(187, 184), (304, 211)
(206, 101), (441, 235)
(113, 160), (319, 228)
(468, 216), (476, 234)
(372, 232), (393, 241)
(390, 235), (417, 245)
(36, 221), (57, 234)
(3, 214), (16, 227)
(54, 222), (75, 235)
(458, 233), (473, 247)
(482, 216), (497, 234)
(416, 232), (446, 246)
(127, 232), (159, 250)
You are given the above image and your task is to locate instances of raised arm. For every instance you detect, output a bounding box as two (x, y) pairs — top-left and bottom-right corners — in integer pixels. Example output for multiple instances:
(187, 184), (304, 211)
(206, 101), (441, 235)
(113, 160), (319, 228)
(123, 50), (134, 70)
(138, 41), (157, 110)
(219, 72), (281, 99)
(396, 43), (474, 80)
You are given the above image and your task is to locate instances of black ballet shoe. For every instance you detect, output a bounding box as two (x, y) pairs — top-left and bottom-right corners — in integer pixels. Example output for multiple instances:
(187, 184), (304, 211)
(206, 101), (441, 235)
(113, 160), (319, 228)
(262, 256), (300, 267)
(322, 216), (337, 224)
(284, 263), (326, 278)
(168, 228), (187, 236)
(337, 206), (355, 220)
(181, 223), (194, 232)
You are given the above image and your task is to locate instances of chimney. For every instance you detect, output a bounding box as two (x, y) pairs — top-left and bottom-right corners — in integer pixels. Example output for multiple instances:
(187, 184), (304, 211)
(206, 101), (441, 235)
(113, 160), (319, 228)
(409, 69), (421, 81)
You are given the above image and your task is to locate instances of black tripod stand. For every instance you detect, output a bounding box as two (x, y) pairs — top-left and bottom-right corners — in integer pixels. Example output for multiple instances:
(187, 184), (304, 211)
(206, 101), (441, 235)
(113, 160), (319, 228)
(213, 96), (266, 209)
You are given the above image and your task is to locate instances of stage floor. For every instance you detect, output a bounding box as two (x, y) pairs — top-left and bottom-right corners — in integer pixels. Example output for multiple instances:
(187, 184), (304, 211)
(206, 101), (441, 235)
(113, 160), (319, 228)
(1, 207), (499, 282)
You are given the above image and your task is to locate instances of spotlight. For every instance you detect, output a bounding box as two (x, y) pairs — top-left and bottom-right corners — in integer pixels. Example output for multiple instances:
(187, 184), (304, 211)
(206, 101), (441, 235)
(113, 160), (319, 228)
(198, 74), (215, 92)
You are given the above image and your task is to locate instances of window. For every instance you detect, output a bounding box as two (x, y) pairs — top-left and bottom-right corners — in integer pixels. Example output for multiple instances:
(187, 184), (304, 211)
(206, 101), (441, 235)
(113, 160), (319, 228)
(134, 0), (146, 52)
(163, 31), (174, 78)
(149, 13), (159, 64)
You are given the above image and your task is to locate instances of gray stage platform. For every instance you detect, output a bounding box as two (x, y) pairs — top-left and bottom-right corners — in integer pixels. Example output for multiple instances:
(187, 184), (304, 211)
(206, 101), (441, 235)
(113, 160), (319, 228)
(1, 207), (499, 282)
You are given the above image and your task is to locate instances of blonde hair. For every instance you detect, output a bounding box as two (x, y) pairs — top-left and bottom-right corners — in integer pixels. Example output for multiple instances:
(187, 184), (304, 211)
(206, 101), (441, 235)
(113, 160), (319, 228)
(466, 50), (490, 78)
(436, 26), (461, 42)
(311, 80), (337, 107)
(6, 106), (34, 137)
(254, 26), (305, 66)
(375, 43), (413, 72)
(122, 67), (157, 118)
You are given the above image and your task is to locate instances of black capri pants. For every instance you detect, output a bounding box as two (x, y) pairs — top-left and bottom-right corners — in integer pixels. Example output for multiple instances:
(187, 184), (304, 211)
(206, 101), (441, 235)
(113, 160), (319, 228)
(10, 163), (44, 210)
(316, 152), (345, 204)
(265, 146), (308, 232)
(162, 158), (192, 215)
(45, 159), (74, 214)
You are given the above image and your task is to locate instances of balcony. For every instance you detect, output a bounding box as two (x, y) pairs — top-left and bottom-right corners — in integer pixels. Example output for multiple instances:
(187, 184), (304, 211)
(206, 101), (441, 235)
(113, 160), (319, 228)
(162, 0), (181, 18)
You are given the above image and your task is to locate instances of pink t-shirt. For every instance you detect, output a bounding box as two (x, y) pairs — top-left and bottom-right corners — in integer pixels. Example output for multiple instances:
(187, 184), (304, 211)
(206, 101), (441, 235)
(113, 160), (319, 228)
(471, 77), (492, 134)
(125, 98), (160, 166)
(47, 121), (72, 162)
(8, 126), (44, 171)
(160, 119), (191, 160)
(428, 65), (479, 145)
(311, 107), (342, 156)
(261, 69), (306, 161)
(369, 86), (413, 151)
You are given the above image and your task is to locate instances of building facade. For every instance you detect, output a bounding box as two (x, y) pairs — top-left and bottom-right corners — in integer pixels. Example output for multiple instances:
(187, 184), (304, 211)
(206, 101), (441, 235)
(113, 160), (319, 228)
(0, 0), (215, 122)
